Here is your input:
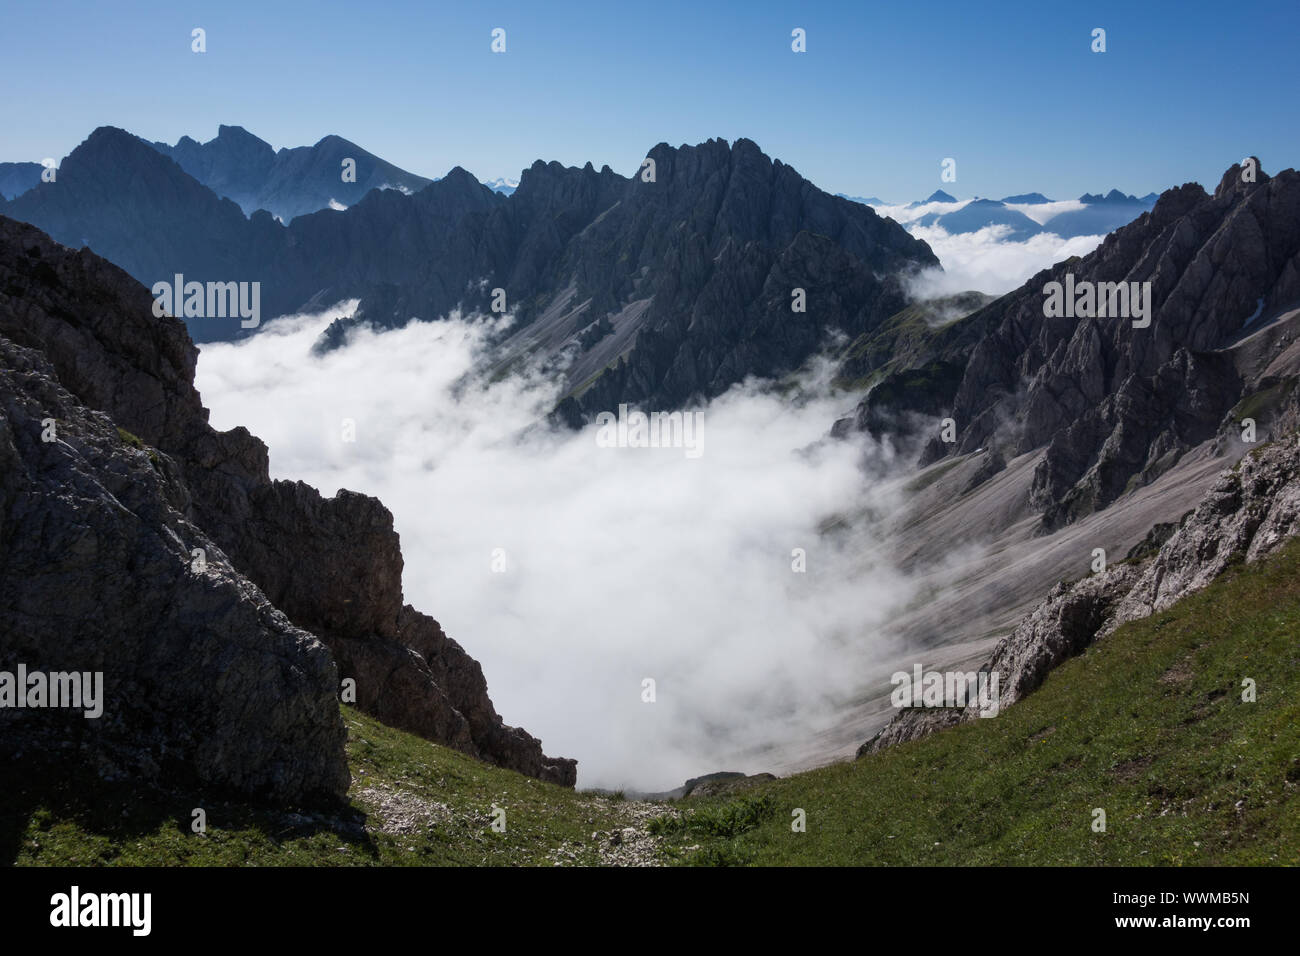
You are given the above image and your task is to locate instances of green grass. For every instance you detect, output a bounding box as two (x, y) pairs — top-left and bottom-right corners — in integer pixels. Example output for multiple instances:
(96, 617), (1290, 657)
(8, 538), (1300, 867)
(1231, 377), (1296, 425)
(115, 426), (161, 466)
(4, 708), (655, 867)
(669, 536), (1300, 865)
(835, 292), (992, 390)
(649, 795), (777, 838)
(115, 426), (144, 450)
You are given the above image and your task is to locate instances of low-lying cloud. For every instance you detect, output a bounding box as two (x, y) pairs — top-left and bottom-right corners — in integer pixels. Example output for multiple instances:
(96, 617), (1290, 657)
(196, 307), (913, 791)
(866, 200), (1105, 298)
(905, 224), (1105, 298)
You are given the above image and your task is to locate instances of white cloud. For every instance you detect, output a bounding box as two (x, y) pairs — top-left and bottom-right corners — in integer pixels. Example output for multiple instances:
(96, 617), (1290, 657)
(906, 224), (1105, 298)
(195, 308), (914, 791)
(865, 200), (1104, 298)
(870, 199), (971, 227)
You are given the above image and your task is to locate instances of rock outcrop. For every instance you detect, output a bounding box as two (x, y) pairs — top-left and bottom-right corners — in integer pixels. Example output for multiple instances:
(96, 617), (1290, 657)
(0, 214), (576, 790)
(0, 314), (349, 803)
(860, 433), (1300, 755)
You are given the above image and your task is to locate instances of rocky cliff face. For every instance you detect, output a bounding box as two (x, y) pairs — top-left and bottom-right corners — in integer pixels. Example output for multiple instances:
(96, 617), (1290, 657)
(0, 329), (352, 802)
(861, 432), (1300, 754)
(840, 160), (1300, 529)
(552, 138), (935, 420)
(0, 215), (576, 791)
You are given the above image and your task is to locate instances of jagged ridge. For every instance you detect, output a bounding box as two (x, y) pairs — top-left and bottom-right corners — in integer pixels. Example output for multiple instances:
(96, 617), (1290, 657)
(840, 159), (1300, 529)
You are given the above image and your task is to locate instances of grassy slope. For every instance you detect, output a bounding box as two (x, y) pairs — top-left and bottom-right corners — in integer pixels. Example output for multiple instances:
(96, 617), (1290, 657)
(4, 709), (648, 866)
(6, 538), (1300, 867)
(662, 537), (1300, 865)
(835, 292), (992, 391)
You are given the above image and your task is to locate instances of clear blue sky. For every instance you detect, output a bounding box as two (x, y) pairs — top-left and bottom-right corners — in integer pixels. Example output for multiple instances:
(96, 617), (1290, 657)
(2, 0), (1297, 201)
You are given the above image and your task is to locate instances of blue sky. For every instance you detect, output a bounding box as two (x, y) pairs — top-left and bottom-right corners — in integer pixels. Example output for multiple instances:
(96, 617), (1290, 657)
(2, 0), (1297, 201)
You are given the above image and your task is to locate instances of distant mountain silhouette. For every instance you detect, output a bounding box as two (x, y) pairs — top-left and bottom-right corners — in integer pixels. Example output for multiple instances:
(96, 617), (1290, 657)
(912, 189), (957, 206)
(836, 192), (887, 205)
(6, 127), (270, 303)
(0, 162), (42, 200)
(1079, 189), (1141, 204)
(916, 198), (1043, 241)
(148, 125), (433, 222)
(886, 186), (1157, 240)
(1044, 190), (1155, 238)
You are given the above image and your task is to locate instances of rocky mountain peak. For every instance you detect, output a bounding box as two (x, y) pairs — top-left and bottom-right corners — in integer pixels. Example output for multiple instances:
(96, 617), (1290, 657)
(1215, 156), (1269, 200)
(309, 132), (352, 150)
(438, 164), (490, 193)
(215, 124), (271, 147)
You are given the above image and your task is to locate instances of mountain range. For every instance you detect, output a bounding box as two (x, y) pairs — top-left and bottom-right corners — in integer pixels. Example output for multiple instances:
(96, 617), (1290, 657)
(874, 187), (1161, 240)
(146, 125), (434, 223)
(1, 128), (938, 420)
(4, 127), (1290, 537)
(0, 127), (525, 223)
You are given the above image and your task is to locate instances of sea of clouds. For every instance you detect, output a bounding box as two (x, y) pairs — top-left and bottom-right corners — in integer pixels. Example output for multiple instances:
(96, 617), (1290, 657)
(197, 306), (913, 791)
(195, 205), (1107, 790)
(868, 198), (1105, 297)
(904, 224), (1107, 298)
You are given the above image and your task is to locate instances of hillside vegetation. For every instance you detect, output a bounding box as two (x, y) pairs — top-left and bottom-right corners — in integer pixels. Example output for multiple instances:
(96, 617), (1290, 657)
(662, 536), (1300, 865)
